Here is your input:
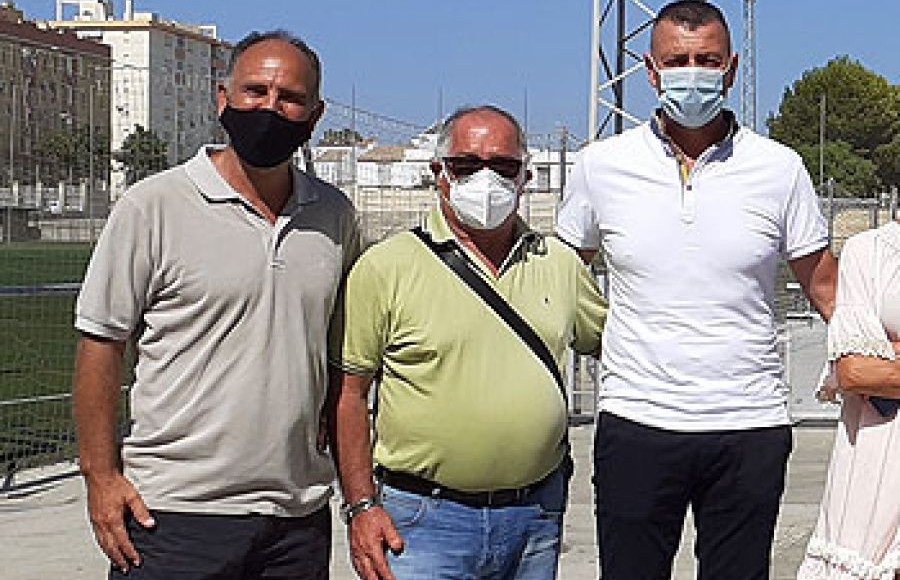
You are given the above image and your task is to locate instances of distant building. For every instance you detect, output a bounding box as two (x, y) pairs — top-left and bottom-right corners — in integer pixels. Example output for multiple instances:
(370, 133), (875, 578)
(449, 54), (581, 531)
(46, 1), (231, 197)
(525, 149), (573, 194)
(0, 1), (111, 187)
(313, 146), (355, 186)
(356, 144), (433, 189)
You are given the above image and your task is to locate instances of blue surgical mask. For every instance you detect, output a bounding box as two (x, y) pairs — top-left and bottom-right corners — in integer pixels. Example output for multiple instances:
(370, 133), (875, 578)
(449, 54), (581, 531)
(651, 58), (729, 129)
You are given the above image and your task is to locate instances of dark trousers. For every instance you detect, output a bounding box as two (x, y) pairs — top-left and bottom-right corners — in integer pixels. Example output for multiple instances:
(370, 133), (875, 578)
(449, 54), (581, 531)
(110, 505), (331, 580)
(594, 412), (792, 580)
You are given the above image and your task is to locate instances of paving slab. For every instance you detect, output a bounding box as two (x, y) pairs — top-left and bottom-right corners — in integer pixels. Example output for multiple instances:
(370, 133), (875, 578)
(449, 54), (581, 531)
(0, 424), (835, 580)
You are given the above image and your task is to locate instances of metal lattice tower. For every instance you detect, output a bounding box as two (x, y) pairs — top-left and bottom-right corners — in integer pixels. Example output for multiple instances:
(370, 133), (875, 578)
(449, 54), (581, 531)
(588, 0), (656, 141)
(740, 0), (757, 131)
(589, 0), (759, 140)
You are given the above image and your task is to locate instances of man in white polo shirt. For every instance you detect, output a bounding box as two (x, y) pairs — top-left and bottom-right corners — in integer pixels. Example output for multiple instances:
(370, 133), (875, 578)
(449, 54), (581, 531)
(556, 2), (837, 579)
(72, 31), (359, 579)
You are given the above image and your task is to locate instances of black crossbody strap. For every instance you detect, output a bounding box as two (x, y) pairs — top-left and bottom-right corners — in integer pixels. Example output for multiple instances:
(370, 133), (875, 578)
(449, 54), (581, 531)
(411, 226), (566, 397)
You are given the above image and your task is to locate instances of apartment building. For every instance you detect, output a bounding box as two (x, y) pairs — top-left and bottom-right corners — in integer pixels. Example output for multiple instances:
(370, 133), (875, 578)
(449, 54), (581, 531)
(47, 1), (231, 196)
(0, 2), (111, 186)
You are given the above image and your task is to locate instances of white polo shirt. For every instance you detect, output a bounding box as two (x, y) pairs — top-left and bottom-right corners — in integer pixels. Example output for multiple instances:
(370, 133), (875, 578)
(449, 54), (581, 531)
(556, 118), (828, 431)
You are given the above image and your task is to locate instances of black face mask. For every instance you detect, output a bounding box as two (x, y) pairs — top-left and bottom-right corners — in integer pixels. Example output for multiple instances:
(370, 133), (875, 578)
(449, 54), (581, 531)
(219, 105), (313, 168)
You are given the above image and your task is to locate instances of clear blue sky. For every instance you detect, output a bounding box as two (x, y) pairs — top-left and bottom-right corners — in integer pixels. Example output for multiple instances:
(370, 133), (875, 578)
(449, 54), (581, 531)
(13, 0), (900, 143)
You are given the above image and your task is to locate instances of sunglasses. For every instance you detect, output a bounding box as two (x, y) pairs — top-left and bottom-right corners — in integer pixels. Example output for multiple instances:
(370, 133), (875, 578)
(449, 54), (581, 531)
(442, 155), (524, 180)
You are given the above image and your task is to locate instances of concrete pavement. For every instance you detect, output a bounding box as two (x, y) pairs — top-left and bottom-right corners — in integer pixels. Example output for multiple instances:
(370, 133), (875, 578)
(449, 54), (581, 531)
(0, 423), (835, 580)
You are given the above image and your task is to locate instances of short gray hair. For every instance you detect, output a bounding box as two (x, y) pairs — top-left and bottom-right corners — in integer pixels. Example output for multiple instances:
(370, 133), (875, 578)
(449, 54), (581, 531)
(435, 105), (527, 159)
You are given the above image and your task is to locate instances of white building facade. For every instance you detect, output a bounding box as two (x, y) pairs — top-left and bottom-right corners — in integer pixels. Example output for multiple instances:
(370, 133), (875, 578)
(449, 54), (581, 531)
(46, 1), (230, 198)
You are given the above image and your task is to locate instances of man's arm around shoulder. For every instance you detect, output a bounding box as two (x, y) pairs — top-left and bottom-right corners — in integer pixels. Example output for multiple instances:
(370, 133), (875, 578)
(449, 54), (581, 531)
(73, 334), (154, 573)
(328, 367), (403, 580)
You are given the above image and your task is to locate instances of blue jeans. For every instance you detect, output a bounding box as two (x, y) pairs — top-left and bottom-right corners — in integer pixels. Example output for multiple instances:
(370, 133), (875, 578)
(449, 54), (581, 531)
(379, 469), (566, 580)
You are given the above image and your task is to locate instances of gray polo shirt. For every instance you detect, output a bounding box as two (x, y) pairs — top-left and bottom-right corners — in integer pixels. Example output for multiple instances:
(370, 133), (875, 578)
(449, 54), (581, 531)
(76, 146), (360, 516)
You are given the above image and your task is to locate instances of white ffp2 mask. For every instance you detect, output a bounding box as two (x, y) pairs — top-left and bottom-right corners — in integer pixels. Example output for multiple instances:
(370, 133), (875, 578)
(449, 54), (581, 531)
(445, 167), (519, 230)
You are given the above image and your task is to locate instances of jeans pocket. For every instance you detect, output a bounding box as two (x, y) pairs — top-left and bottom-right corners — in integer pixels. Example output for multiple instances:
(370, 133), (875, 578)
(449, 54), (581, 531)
(530, 470), (567, 519)
(536, 505), (565, 523)
(380, 486), (428, 529)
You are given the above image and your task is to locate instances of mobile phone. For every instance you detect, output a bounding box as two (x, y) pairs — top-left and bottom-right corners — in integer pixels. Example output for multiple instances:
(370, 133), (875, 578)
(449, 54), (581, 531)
(869, 396), (900, 418)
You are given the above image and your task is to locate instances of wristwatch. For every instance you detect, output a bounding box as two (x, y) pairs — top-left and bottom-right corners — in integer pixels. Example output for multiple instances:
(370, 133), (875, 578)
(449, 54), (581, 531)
(340, 496), (380, 524)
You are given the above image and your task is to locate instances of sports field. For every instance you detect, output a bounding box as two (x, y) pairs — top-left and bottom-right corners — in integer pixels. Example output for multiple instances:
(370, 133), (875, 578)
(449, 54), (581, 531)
(0, 242), (93, 476)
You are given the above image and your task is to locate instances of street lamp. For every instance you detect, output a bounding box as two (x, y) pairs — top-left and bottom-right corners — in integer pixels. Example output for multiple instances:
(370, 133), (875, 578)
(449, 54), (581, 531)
(819, 93), (826, 190)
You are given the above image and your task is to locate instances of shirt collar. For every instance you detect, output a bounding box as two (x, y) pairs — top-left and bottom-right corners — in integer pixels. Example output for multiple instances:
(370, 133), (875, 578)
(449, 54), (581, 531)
(649, 109), (740, 151)
(184, 145), (319, 209)
(422, 205), (546, 266)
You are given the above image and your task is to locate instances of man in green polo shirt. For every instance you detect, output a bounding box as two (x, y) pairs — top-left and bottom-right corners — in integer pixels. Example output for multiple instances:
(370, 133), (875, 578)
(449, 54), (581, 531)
(328, 105), (607, 580)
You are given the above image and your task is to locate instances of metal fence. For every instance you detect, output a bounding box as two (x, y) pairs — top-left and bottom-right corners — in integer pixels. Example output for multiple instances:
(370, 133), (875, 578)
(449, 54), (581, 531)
(0, 174), (568, 491)
(2, 87), (898, 491)
(2, 173), (898, 490)
(2, 183), (897, 487)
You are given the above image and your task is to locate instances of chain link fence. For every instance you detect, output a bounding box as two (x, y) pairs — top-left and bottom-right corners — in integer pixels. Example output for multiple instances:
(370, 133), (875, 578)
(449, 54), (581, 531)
(784, 194), (898, 422)
(2, 35), (898, 485)
(0, 53), (576, 488)
(2, 170), (897, 490)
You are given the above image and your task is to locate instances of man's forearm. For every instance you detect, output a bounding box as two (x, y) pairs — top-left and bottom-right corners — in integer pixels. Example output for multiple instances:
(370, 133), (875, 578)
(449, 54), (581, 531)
(73, 336), (126, 478)
(808, 275), (837, 322)
(333, 375), (378, 504)
(789, 249), (837, 322)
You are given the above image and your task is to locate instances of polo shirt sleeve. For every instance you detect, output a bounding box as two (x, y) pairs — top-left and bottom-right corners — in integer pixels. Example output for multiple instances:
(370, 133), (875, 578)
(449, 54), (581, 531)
(75, 197), (153, 341)
(328, 250), (389, 376)
(571, 259), (607, 355)
(341, 211), (362, 275)
(556, 150), (601, 250)
(781, 157), (829, 260)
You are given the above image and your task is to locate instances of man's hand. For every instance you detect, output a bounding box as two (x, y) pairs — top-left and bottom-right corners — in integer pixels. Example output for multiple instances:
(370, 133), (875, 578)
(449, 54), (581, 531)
(348, 507), (404, 580)
(84, 472), (155, 573)
(317, 414), (329, 454)
(816, 364), (841, 403)
(888, 331), (900, 357)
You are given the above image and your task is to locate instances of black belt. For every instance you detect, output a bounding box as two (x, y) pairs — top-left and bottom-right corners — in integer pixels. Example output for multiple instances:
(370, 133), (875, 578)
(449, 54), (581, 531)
(376, 467), (553, 508)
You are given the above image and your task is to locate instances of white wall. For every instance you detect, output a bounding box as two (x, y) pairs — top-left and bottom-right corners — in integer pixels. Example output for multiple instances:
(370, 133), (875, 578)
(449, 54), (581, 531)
(102, 27), (229, 168)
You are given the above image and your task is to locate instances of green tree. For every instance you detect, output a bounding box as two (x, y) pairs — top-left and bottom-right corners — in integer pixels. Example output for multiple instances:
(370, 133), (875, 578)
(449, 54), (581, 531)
(767, 56), (899, 193)
(873, 136), (900, 191)
(113, 125), (169, 186)
(318, 128), (364, 146)
(795, 141), (881, 197)
(36, 126), (110, 185)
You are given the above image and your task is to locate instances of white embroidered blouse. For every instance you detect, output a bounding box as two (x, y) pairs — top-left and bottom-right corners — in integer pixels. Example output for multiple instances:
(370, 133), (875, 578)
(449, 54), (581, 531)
(798, 221), (900, 580)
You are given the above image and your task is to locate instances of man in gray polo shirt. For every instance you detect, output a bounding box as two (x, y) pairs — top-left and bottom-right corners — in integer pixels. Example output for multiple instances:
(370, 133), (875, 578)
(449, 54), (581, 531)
(72, 30), (359, 579)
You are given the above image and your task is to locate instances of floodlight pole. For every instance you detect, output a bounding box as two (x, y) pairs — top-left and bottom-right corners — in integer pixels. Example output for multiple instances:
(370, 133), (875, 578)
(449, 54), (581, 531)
(6, 83), (16, 243)
(819, 93), (826, 190)
(740, 0), (757, 130)
(588, 0), (601, 141)
(350, 84), (357, 206)
(88, 83), (96, 243)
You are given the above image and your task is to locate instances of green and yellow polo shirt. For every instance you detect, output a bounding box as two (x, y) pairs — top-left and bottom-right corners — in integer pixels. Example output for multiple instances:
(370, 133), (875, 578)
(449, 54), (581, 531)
(329, 207), (607, 491)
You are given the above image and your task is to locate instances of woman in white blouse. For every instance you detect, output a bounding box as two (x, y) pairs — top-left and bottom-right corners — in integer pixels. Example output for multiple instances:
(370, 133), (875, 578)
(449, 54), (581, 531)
(797, 220), (900, 580)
